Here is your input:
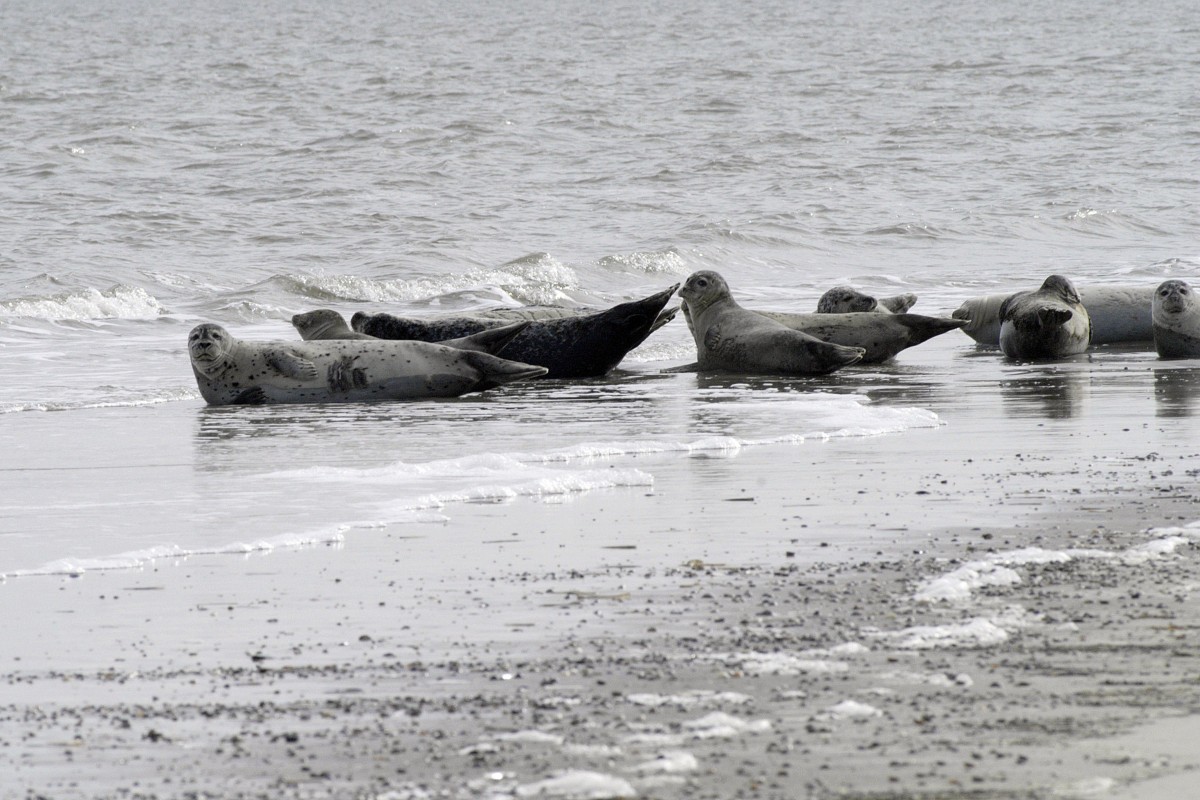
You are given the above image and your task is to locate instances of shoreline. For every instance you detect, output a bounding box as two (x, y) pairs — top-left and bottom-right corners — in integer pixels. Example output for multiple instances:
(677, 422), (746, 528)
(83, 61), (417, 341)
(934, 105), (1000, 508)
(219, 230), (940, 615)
(3, 441), (1200, 798)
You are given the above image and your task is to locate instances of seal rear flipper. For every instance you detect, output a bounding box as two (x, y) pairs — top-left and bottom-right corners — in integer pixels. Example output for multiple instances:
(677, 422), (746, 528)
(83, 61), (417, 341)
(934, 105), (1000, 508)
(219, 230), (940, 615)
(266, 349), (319, 381)
(880, 292), (918, 313)
(893, 313), (969, 345)
(462, 351), (549, 386)
(1036, 307), (1074, 329)
(440, 321), (530, 355)
(650, 306), (679, 333)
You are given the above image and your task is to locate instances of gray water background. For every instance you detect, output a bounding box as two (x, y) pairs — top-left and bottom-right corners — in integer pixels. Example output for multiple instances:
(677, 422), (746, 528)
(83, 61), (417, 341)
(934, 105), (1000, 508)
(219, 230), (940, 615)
(1, 0), (1198, 573)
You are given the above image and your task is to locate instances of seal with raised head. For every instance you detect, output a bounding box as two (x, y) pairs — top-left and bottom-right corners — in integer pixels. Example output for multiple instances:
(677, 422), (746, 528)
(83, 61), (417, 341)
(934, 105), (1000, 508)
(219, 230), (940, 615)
(749, 310), (966, 363)
(351, 285), (679, 379)
(953, 285), (1154, 346)
(1152, 280), (1200, 358)
(188, 323), (547, 406)
(677, 271), (865, 375)
(292, 309), (530, 355)
(815, 286), (918, 314)
(997, 275), (1091, 360)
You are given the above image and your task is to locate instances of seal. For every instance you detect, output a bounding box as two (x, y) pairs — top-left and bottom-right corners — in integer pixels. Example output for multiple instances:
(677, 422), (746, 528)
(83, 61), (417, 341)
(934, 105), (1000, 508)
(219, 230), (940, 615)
(997, 274), (1091, 360)
(187, 323), (547, 406)
(677, 271), (865, 375)
(751, 310), (966, 363)
(816, 286), (918, 314)
(953, 285), (1154, 346)
(351, 285), (679, 379)
(291, 309), (530, 355)
(1152, 280), (1200, 358)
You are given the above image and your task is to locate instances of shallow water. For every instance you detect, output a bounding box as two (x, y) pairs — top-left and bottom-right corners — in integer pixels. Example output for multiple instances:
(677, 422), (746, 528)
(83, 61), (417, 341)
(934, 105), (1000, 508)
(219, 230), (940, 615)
(2, 0), (1199, 578)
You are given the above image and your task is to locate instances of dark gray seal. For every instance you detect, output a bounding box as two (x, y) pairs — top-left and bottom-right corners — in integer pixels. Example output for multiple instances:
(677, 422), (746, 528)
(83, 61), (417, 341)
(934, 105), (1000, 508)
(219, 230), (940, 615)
(677, 271), (865, 375)
(292, 309), (530, 354)
(350, 285), (679, 379)
(188, 323), (546, 406)
(997, 275), (1091, 360)
(1152, 280), (1200, 358)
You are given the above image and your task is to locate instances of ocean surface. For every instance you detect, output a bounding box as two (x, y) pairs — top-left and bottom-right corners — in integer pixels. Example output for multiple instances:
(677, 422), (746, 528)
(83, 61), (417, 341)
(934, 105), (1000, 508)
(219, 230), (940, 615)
(2, 0), (1199, 579)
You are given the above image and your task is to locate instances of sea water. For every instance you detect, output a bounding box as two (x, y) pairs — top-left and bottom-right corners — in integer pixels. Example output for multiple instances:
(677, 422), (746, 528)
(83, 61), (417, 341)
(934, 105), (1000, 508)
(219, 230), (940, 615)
(2, 0), (1198, 578)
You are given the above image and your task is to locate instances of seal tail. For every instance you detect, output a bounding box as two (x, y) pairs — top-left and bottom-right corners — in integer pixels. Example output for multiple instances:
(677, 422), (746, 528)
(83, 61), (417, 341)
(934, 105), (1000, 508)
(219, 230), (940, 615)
(894, 313), (969, 345)
(462, 351), (549, 388)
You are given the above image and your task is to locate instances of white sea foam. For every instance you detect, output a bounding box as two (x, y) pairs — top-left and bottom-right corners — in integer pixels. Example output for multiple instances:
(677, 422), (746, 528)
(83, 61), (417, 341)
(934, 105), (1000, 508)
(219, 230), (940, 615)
(625, 691), (752, 708)
(869, 607), (1039, 650)
(819, 700), (883, 720)
(492, 730), (565, 746)
(714, 652), (850, 675)
(680, 711), (772, 739)
(629, 751), (698, 775)
(264, 397), (940, 486)
(916, 537), (1193, 603)
(514, 770), (636, 799)
(278, 254), (581, 307)
(0, 386), (200, 414)
(0, 285), (164, 321)
(3, 528), (348, 579)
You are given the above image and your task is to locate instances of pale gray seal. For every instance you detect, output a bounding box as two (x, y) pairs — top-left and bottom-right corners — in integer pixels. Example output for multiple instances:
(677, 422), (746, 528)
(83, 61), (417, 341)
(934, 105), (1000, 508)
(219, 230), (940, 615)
(188, 323), (547, 406)
(291, 309), (530, 355)
(816, 286), (918, 314)
(351, 285), (679, 379)
(1152, 280), (1200, 358)
(751, 310), (966, 363)
(677, 271), (865, 375)
(997, 275), (1091, 360)
(953, 285), (1154, 346)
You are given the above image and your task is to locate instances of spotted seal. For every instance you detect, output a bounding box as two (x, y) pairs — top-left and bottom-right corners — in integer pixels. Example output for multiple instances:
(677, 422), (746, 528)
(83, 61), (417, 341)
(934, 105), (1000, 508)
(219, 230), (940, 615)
(997, 275), (1091, 360)
(953, 285), (1154, 346)
(815, 286), (918, 314)
(677, 271), (865, 375)
(1152, 280), (1200, 358)
(749, 310), (965, 363)
(351, 285), (679, 378)
(188, 323), (546, 406)
(291, 309), (530, 354)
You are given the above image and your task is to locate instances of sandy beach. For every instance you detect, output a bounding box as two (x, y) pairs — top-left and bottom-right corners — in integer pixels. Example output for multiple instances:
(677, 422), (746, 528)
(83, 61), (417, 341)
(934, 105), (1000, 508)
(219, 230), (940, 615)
(4, 333), (1200, 799)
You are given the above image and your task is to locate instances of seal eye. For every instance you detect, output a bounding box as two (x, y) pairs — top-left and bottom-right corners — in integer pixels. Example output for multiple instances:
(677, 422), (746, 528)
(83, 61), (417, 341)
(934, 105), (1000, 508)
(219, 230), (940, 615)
(697, 279), (708, 288)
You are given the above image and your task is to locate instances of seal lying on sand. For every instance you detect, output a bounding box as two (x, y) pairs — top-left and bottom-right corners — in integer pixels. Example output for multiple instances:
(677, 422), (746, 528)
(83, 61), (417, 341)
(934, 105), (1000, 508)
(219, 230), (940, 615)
(1152, 280), (1200, 358)
(677, 271), (864, 375)
(816, 286), (918, 314)
(188, 323), (546, 406)
(351, 285), (679, 379)
(292, 309), (530, 355)
(751, 310), (966, 364)
(953, 285), (1154, 346)
(997, 275), (1091, 360)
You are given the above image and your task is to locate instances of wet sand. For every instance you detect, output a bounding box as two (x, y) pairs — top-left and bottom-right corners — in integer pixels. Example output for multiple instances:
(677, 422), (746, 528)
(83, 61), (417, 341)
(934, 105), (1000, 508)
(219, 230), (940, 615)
(3, 337), (1200, 799)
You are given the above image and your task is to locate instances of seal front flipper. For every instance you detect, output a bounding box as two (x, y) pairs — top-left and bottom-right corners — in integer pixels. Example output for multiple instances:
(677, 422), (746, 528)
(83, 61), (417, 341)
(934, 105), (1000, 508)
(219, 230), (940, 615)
(266, 349), (319, 381)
